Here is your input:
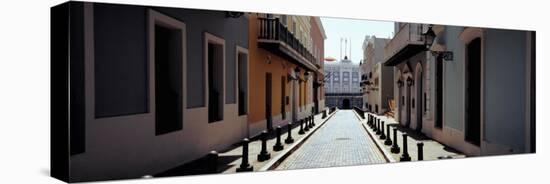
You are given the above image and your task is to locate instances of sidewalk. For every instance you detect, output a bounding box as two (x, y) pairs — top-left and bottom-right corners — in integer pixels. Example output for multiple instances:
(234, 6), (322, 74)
(356, 111), (465, 162)
(155, 109), (338, 177)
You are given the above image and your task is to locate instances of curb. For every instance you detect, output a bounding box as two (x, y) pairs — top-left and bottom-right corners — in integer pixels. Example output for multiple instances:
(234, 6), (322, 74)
(259, 109), (339, 171)
(352, 110), (397, 163)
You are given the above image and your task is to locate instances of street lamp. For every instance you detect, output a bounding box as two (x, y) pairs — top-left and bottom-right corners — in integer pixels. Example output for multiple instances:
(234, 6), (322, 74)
(423, 26), (436, 50)
(406, 77), (414, 87)
(397, 79), (404, 88)
(424, 25), (453, 61)
(316, 80), (324, 87)
(287, 67), (302, 83)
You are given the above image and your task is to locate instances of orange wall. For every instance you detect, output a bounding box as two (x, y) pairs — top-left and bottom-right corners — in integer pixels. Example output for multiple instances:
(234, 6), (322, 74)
(248, 14), (299, 124)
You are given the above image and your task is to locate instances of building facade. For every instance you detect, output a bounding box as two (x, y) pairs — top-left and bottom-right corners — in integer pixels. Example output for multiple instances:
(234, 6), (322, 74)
(360, 36), (392, 114)
(324, 57), (363, 109)
(53, 3), (329, 181)
(310, 17), (327, 114)
(52, 2), (250, 181)
(247, 13), (326, 136)
(384, 22), (535, 156)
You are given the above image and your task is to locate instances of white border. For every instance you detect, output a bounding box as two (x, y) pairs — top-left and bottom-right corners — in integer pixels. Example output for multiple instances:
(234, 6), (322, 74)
(0, 0), (547, 184)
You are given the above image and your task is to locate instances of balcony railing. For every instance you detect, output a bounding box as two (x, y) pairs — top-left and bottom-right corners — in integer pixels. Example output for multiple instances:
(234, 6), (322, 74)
(384, 23), (425, 65)
(258, 18), (317, 68)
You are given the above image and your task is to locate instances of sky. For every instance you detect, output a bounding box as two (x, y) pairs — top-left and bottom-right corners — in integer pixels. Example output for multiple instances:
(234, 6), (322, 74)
(320, 17), (395, 63)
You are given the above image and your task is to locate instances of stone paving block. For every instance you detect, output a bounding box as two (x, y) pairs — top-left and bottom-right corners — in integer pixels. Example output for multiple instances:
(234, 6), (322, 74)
(276, 110), (387, 170)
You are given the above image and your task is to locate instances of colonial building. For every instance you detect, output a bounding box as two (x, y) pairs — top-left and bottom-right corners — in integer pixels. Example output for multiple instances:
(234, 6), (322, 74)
(310, 17), (327, 114)
(324, 56), (363, 109)
(384, 22), (535, 156)
(52, 2), (250, 181)
(247, 13), (326, 136)
(360, 36), (392, 114)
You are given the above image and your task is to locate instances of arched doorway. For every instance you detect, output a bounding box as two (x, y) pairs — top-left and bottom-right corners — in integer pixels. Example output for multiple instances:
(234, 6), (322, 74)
(342, 99), (351, 109)
(459, 28), (483, 146)
(465, 37), (482, 146)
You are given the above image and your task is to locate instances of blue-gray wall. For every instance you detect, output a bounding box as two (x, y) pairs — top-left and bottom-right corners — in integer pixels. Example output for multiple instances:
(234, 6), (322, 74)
(155, 7), (249, 107)
(93, 3), (249, 113)
(484, 29), (527, 151)
(439, 26), (530, 151)
(442, 26), (466, 131)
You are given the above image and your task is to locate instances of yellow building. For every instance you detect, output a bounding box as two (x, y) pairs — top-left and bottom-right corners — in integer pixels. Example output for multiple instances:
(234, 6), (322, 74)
(247, 13), (324, 136)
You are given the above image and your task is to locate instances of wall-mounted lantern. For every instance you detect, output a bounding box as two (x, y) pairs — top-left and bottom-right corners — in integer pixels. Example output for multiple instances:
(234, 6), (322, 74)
(304, 71), (310, 81)
(287, 73), (296, 83)
(314, 80), (324, 87)
(423, 26), (436, 49)
(424, 25), (453, 61)
(397, 79), (404, 88)
(287, 67), (302, 83)
(406, 77), (414, 87)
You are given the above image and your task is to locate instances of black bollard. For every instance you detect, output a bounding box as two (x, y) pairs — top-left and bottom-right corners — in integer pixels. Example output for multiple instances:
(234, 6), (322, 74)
(384, 124), (392, 145)
(236, 138), (253, 172)
(367, 114), (370, 127)
(304, 118), (310, 132)
(371, 116), (375, 127)
(207, 150), (218, 173)
(308, 116), (313, 128)
(400, 133), (411, 161)
(391, 128), (400, 153)
(417, 142), (424, 161)
(376, 118), (380, 134)
(379, 121), (386, 140)
(376, 119), (382, 135)
(257, 131), (271, 161)
(322, 110), (327, 119)
(369, 115), (373, 127)
(273, 126), (284, 151)
(311, 115), (316, 126)
(298, 119), (305, 135)
(285, 122), (294, 144)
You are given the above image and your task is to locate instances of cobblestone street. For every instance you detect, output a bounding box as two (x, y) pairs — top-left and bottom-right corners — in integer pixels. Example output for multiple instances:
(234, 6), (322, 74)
(276, 110), (387, 170)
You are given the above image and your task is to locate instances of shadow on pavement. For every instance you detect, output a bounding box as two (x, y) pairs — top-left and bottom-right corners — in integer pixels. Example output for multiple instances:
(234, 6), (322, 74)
(389, 123), (431, 141)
